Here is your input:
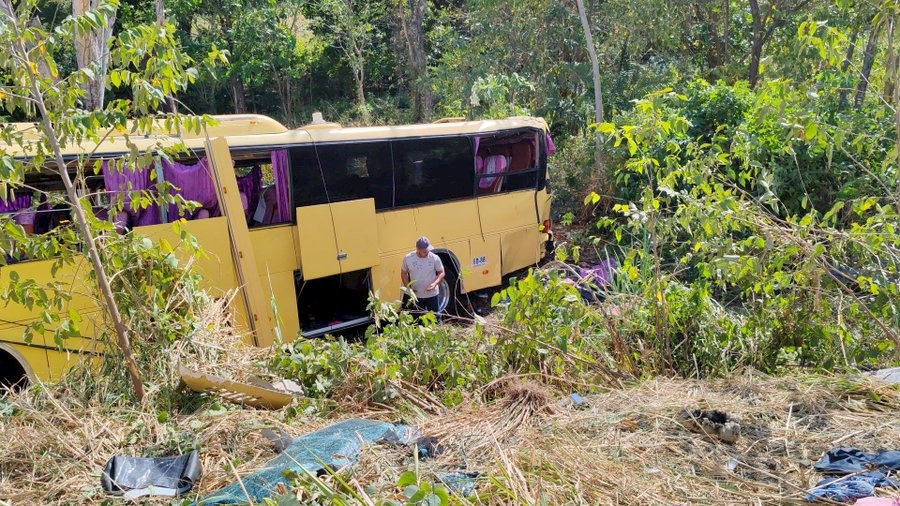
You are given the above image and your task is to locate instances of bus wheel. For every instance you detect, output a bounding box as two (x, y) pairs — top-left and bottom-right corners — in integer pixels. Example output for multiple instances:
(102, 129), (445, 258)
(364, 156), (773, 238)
(437, 265), (462, 317)
(0, 348), (29, 393)
(437, 278), (451, 314)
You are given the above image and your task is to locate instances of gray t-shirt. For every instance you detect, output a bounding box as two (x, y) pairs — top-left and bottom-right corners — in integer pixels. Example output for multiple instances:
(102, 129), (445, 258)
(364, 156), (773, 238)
(401, 251), (445, 298)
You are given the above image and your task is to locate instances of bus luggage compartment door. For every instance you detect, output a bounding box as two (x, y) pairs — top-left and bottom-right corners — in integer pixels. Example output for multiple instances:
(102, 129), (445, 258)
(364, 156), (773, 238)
(295, 198), (379, 280)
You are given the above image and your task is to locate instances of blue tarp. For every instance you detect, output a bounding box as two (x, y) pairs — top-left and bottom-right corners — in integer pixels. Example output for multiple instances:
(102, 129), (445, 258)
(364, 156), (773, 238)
(196, 418), (414, 505)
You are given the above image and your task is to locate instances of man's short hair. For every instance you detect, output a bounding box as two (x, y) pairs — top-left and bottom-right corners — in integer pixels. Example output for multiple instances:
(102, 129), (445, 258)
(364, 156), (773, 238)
(416, 236), (432, 250)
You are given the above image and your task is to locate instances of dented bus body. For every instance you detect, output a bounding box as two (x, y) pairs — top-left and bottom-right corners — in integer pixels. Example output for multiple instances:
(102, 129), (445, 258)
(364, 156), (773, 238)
(0, 114), (554, 386)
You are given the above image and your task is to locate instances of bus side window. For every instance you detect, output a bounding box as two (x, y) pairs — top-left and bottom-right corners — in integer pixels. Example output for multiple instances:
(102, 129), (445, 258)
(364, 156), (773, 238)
(474, 129), (542, 194)
(290, 146), (327, 208)
(392, 137), (473, 207)
(314, 142), (393, 209)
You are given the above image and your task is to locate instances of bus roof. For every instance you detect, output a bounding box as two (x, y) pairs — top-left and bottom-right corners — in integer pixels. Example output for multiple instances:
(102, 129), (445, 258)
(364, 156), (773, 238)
(2, 114), (549, 159)
(5, 114), (288, 144)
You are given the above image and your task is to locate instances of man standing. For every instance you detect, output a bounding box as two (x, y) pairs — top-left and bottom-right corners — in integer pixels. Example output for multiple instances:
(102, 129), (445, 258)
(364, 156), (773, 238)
(401, 236), (446, 321)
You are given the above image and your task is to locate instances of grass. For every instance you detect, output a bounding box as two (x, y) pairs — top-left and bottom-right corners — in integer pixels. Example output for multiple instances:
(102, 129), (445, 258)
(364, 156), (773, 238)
(2, 371), (899, 504)
(1, 276), (898, 504)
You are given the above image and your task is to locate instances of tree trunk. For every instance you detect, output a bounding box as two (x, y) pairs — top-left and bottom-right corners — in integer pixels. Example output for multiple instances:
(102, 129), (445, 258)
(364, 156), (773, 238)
(274, 72), (292, 120)
(855, 22), (883, 109)
(838, 28), (859, 109)
(353, 58), (370, 124)
(230, 74), (246, 113)
(575, 0), (603, 123)
(11, 18), (145, 402)
(884, 12), (896, 103)
(748, 0), (763, 88)
(399, 0), (432, 122)
(697, 2), (721, 70)
(72, 0), (115, 110)
(155, 0), (177, 113)
(723, 0), (730, 65)
(575, 0), (608, 210)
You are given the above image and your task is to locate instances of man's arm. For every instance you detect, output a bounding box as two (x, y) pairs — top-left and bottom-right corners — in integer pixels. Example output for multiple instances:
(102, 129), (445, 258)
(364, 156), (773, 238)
(426, 257), (445, 292)
(401, 257), (411, 287)
(401, 269), (410, 287)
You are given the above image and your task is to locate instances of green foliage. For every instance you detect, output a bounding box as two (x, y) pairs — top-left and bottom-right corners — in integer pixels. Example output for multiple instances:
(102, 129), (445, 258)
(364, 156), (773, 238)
(272, 281), (618, 405)
(272, 295), (481, 405)
(590, 75), (899, 377)
(0, 0), (223, 403)
(491, 270), (605, 377)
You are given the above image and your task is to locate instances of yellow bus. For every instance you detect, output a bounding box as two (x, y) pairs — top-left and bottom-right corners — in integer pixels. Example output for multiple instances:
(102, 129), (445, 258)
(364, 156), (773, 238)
(0, 114), (555, 388)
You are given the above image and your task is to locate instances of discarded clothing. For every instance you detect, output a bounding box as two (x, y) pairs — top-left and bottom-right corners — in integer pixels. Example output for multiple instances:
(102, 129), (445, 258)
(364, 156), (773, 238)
(807, 448), (900, 503)
(814, 448), (900, 475)
(578, 259), (616, 288)
(101, 450), (201, 498)
(806, 474), (881, 503)
(566, 259), (616, 302)
(197, 418), (416, 505)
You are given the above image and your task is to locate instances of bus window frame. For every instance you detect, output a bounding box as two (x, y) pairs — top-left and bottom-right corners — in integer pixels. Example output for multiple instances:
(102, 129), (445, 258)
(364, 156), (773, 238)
(471, 127), (546, 195)
(225, 146), (297, 227)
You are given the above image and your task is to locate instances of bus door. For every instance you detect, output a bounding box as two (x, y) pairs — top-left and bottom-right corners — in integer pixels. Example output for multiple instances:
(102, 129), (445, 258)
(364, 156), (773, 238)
(294, 198), (378, 337)
(204, 137), (276, 347)
(295, 198), (379, 280)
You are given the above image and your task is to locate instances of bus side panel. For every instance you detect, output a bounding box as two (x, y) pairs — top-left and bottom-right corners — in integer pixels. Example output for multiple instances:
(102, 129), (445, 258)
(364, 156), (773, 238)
(249, 226), (299, 273)
(139, 218), (255, 342)
(464, 235), (501, 292)
(377, 209), (417, 255)
(440, 240), (470, 279)
(414, 201), (480, 244)
(500, 227), (541, 275)
(45, 310), (105, 380)
(477, 191), (538, 234)
(331, 199), (379, 274)
(1, 257), (103, 381)
(266, 271), (301, 341)
(248, 227), (301, 341)
(139, 218), (240, 297)
(296, 204), (341, 279)
(371, 252), (406, 303)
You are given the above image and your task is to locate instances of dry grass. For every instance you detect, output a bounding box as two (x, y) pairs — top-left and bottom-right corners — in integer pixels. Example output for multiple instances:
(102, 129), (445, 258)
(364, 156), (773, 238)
(1, 372), (899, 504)
(172, 294), (274, 383)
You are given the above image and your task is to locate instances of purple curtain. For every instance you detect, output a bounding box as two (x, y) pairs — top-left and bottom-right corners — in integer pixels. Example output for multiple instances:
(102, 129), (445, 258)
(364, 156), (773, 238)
(102, 160), (159, 226)
(0, 193), (32, 213)
(545, 134), (557, 156)
(236, 166), (262, 218)
(271, 150), (290, 223)
(0, 193), (34, 225)
(162, 158), (219, 220)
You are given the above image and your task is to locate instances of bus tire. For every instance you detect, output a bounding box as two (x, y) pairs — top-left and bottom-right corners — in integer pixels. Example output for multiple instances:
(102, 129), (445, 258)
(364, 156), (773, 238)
(434, 252), (463, 318)
(0, 346), (31, 393)
(440, 264), (466, 318)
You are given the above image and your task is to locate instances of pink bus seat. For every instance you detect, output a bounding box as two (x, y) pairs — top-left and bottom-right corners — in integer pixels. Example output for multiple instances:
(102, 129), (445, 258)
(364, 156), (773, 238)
(477, 155), (508, 194)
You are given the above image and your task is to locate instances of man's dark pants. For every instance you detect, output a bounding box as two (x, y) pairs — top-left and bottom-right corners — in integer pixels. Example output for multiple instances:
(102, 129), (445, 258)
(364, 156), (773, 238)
(415, 295), (442, 323)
